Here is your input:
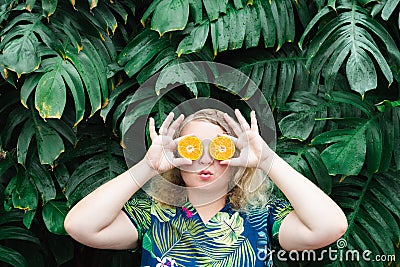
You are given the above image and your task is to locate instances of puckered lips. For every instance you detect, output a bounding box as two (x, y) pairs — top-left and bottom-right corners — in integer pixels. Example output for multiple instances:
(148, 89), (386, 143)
(198, 170), (213, 180)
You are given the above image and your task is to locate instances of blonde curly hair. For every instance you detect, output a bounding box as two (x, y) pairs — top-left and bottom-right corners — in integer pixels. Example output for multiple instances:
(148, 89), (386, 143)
(150, 109), (273, 212)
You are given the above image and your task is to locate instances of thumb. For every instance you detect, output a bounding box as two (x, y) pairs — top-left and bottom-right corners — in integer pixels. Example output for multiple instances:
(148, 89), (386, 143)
(220, 157), (242, 167)
(173, 158), (192, 167)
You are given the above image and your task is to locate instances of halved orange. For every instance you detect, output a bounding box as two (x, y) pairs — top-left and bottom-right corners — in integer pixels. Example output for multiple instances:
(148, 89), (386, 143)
(209, 136), (235, 160)
(177, 136), (203, 160)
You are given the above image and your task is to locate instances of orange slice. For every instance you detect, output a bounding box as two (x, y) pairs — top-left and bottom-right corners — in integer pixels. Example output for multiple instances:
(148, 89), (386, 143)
(177, 136), (203, 160)
(209, 136), (235, 160)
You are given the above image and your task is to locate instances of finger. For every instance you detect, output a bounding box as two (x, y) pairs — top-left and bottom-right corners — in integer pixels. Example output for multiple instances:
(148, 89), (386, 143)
(159, 112), (174, 135)
(149, 117), (157, 140)
(235, 109), (251, 131)
(223, 113), (242, 136)
(173, 157), (192, 167)
(250, 110), (259, 132)
(220, 159), (230, 165)
(167, 114), (184, 137)
(220, 157), (242, 166)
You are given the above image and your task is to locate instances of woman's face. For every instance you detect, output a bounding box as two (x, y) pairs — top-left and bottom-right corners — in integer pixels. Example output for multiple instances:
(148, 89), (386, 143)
(179, 120), (231, 191)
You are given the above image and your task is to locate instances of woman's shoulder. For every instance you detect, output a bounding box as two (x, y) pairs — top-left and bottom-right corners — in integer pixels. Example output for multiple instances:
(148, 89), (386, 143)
(151, 200), (179, 222)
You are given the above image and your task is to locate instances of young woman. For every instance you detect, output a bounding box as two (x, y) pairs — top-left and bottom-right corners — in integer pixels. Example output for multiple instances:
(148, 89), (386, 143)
(64, 109), (348, 266)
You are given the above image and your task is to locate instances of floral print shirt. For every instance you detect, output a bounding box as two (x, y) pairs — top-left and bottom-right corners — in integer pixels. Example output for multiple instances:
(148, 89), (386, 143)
(123, 190), (293, 267)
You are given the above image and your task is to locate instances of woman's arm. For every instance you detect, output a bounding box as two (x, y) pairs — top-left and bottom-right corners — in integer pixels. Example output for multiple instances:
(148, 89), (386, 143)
(262, 153), (348, 251)
(63, 159), (155, 250)
(222, 109), (348, 251)
(64, 113), (190, 250)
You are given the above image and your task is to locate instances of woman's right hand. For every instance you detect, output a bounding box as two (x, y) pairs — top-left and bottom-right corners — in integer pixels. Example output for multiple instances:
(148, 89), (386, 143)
(145, 112), (192, 173)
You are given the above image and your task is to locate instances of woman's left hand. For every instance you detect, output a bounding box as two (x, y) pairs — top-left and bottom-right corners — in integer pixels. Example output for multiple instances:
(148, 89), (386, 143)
(221, 109), (274, 171)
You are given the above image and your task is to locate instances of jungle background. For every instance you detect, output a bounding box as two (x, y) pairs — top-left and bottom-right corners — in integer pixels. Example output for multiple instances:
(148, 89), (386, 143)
(0, 0), (399, 266)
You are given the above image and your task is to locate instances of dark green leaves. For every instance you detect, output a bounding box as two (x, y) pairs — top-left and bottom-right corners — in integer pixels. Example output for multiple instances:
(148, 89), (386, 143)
(42, 200), (69, 234)
(277, 140), (332, 194)
(1, 102), (73, 166)
(0, 245), (27, 267)
(31, 54), (86, 121)
(371, 0), (400, 22)
(208, 0), (297, 55)
(177, 21), (209, 56)
(312, 126), (367, 176)
(1, 5), (115, 123)
(0, 35), (40, 76)
(0, 13), (61, 76)
(11, 172), (38, 211)
(0, 226), (40, 244)
(393, 108), (400, 171)
(203, 0), (228, 20)
(28, 158), (56, 205)
(299, 2), (399, 96)
(280, 90), (398, 177)
(0, 219), (41, 267)
(31, 115), (65, 166)
(64, 138), (126, 206)
(140, 0), (301, 56)
(151, 0), (189, 36)
(118, 29), (171, 78)
(42, 0), (58, 17)
(330, 171), (400, 266)
(279, 92), (329, 141)
(221, 47), (307, 107)
(35, 72), (66, 119)
(310, 111), (392, 177)
(346, 48), (377, 95)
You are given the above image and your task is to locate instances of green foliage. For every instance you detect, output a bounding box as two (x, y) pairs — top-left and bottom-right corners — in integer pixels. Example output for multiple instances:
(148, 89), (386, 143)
(141, 0), (309, 55)
(330, 169), (400, 266)
(0, 0), (399, 266)
(299, 0), (400, 96)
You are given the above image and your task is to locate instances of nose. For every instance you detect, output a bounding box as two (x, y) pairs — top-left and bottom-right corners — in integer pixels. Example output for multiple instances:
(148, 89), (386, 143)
(199, 139), (213, 165)
(199, 149), (214, 165)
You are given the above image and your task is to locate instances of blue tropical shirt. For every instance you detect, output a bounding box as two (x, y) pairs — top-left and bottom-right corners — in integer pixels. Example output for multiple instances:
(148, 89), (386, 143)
(123, 190), (293, 267)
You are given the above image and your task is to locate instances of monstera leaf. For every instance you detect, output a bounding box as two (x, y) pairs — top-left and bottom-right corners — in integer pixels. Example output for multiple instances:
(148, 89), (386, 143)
(42, 200), (69, 235)
(311, 92), (399, 176)
(277, 139), (332, 194)
(0, 218), (41, 267)
(1, 102), (75, 166)
(278, 91), (329, 141)
(222, 46), (308, 106)
(0, 212), (39, 267)
(117, 28), (172, 78)
(329, 169), (400, 267)
(0, 12), (61, 76)
(370, 0), (400, 22)
(141, 0), (309, 55)
(0, 245), (27, 267)
(63, 137), (126, 206)
(299, 0), (400, 96)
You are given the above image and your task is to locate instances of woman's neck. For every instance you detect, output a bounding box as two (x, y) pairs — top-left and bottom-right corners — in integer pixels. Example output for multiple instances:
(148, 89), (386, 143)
(188, 193), (226, 224)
